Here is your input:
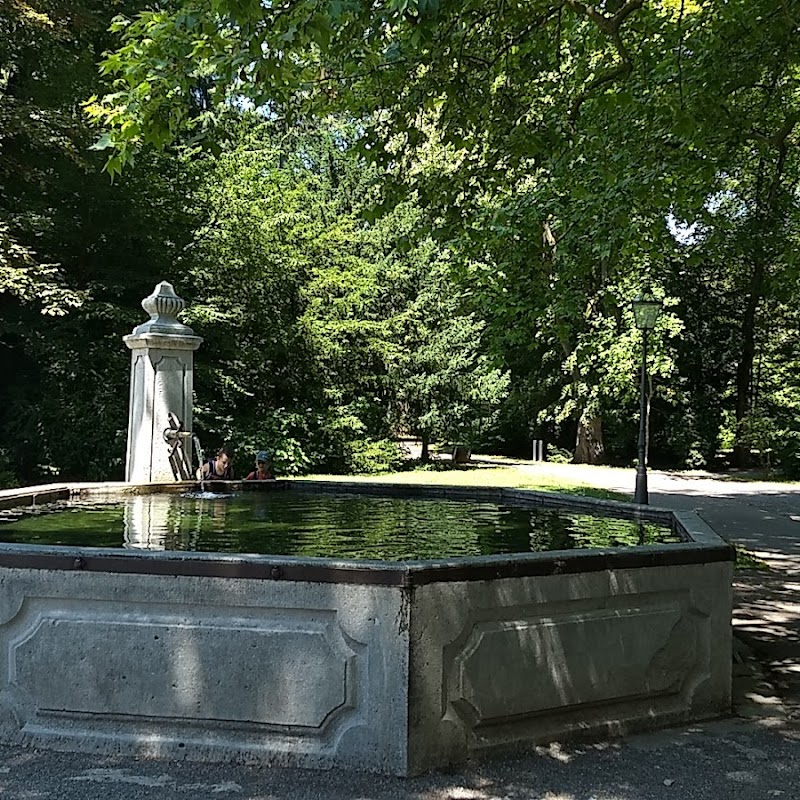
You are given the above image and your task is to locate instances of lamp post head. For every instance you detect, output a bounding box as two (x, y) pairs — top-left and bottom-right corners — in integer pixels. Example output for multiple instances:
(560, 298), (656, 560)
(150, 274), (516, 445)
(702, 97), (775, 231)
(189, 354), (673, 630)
(632, 292), (662, 331)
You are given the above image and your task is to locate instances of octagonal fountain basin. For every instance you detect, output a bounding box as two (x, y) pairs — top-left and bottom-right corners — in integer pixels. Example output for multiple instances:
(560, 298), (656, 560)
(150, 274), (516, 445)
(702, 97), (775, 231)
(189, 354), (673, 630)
(0, 480), (733, 776)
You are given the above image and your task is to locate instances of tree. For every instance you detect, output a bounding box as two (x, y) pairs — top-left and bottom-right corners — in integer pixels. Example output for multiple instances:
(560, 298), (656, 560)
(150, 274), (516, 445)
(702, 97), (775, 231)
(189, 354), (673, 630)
(86, 1), (800, 468)
(0, 0), (197, 484)
(176, 114), (510, 472)
(7, 0), (800, 480)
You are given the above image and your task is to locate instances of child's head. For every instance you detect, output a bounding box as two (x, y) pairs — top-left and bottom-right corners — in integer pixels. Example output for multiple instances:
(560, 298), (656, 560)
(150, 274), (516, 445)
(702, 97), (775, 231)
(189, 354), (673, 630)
(256, 450), (271, 468)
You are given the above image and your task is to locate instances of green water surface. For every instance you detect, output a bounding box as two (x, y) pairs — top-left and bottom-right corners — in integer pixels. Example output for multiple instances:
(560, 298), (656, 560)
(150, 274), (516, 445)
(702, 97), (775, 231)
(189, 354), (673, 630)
(0, 491), (679, 560)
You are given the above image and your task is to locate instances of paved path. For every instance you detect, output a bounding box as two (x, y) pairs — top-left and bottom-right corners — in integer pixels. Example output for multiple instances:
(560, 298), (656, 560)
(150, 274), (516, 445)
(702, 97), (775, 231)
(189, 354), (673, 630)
(1, 465), (799, 799)
(517, 462), (800, 562)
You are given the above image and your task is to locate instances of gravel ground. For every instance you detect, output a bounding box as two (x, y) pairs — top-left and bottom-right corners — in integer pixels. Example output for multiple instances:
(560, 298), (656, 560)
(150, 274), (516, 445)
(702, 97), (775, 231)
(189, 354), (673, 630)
(0, 716), (799, 800)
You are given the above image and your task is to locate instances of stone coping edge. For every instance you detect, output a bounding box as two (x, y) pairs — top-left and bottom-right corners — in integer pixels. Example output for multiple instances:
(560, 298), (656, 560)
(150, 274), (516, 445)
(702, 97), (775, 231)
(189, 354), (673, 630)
(0, 479), (734, 586)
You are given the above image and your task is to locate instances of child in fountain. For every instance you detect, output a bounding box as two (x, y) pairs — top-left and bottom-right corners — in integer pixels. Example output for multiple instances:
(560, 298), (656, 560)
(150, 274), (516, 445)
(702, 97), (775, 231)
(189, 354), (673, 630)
(244, 450), (275, 481)
(198, 446), (234, 480)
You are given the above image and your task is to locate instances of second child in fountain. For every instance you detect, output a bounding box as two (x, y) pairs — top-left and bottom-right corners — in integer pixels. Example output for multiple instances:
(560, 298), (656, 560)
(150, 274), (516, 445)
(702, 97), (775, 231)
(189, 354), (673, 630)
(198, 446), (234, 480)
(244, 450), (275, 481)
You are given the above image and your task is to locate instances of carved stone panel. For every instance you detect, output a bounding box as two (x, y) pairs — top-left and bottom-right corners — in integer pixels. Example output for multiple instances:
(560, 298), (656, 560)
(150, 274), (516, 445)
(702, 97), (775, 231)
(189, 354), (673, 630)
(8, 602), (355, 733)
(447, 600), (702, 727)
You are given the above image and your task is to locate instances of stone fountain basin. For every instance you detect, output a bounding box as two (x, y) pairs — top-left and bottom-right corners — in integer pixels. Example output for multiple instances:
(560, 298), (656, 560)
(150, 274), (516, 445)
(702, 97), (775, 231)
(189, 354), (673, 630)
(0, 480), (733, 775)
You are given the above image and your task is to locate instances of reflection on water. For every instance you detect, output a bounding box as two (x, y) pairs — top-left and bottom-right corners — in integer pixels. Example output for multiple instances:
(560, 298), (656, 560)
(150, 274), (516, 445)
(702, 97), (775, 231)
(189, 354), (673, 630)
(124, 494), (233, 550)
(0, 492), (680, 560)
(124, 495), (172, 550)
(182, 491), (236, 500)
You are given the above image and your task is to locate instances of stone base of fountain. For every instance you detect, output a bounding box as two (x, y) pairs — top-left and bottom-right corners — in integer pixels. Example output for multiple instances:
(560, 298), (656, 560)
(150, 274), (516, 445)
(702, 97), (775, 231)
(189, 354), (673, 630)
(0, 480), (733, 775)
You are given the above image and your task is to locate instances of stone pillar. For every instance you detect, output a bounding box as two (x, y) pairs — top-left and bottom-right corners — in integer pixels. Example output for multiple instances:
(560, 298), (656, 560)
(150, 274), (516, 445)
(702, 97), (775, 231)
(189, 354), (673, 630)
(124, 282), (203, 483)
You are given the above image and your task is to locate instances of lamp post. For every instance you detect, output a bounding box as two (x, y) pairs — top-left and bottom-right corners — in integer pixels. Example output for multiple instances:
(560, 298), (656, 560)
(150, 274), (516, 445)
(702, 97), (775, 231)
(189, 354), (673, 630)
(632, 292), (662, 504)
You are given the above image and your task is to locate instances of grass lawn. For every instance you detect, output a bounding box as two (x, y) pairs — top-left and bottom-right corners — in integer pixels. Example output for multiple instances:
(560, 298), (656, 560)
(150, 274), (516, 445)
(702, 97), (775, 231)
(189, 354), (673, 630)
(299, 463), (630, 502)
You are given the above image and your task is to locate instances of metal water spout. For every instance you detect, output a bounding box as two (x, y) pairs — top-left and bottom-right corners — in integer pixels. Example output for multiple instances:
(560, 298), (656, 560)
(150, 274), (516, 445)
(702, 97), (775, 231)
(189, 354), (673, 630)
(123, 282), (203, 482)
(163, 411), (194, 480)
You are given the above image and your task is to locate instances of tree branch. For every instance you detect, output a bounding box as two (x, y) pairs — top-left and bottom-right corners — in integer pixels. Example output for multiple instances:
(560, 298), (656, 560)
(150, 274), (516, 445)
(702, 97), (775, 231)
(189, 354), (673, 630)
(563, 0), (644, 36)
(485, 6), (563, 71)
(563, 0), (644, 124)
(676, 0), (685, 109)
(568, 60), (632, 123)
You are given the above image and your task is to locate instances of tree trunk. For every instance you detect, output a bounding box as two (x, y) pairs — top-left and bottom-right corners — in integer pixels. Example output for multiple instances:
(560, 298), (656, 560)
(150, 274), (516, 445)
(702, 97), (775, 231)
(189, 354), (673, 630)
(732, 128), (790, 468)
(733, 261), (764, 468)
(574, 416), (605, 464)
(556, 329), (606, 466)
(420, 432), (430, 463)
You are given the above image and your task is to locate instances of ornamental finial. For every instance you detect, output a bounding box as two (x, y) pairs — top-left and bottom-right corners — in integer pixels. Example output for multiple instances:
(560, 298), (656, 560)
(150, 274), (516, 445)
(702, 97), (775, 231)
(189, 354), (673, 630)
(132, 281), (195, 336)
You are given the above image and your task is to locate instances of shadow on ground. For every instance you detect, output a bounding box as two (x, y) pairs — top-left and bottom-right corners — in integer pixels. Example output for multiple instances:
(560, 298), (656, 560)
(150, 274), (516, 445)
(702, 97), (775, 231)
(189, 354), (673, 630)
(735, 565), (800, 723)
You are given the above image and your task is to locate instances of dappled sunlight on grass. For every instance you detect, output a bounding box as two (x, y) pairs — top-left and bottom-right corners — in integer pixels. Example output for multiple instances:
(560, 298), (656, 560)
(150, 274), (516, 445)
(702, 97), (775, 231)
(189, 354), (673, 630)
(298, 465), (629, 501)
(734, 546), (772, 571)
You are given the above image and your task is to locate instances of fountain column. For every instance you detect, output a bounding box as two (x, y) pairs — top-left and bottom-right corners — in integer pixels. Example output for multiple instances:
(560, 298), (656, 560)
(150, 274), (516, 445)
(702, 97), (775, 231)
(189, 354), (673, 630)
(124, 282), (203, 482)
